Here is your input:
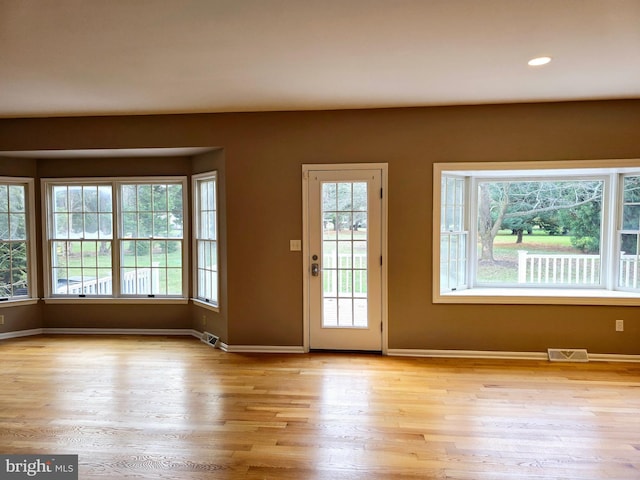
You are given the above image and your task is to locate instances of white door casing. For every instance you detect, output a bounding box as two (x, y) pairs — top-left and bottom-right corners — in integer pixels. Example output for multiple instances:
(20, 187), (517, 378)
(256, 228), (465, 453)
(302, 164), (388, 352)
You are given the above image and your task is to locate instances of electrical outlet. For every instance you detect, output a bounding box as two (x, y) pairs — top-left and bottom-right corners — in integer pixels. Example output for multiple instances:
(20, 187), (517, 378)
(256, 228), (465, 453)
(0, 315), (4, 325)
(615, 319), (624, 332)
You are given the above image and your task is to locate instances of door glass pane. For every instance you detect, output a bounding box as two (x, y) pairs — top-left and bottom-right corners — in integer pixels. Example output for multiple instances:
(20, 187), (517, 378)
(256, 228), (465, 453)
(321, 181), (368, 328)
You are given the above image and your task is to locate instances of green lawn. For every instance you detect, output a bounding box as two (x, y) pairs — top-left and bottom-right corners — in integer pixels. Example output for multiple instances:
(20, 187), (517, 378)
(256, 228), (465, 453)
(54, 242), (183, 294)
(477, 229), (586, 283)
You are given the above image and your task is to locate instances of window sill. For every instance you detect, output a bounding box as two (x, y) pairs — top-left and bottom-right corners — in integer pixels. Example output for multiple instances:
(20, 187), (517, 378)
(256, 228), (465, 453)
(191, 298), (220, 312)
(436, 288), (640, 306)
(43, 297), (189, 305)
(0, 298), (39, 308)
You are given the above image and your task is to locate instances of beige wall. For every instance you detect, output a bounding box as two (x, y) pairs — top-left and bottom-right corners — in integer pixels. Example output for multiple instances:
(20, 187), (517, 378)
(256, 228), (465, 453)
(1, 100), (639, 353)
(191, 149), (228, 343)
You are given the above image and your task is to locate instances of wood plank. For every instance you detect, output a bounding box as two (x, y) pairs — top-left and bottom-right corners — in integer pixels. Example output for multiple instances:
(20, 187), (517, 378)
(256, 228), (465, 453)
(0, 335), (639, 479)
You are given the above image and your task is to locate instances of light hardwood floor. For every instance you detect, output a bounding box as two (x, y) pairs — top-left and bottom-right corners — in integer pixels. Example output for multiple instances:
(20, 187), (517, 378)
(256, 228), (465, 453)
(0, 335), (639, 479)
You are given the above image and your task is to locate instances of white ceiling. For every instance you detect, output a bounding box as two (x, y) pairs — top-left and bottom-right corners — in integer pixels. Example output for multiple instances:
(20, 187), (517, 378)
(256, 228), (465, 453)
(1, 0), (639, 118)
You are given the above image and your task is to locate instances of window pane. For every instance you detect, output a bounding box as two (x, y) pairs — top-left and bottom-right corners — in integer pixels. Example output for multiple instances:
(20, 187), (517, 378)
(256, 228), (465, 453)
(620, 233), (639, 256)
(337, 212), (352, 237)
(83, 186), (98, 212)
(137, 185), (152, 211)
(70, 187), (83, 213)
(153, 213), (169, 237)
(622, 205), (640, 231)
(11, 214), (26, 240)
(323, 183), (337, 211)
(168, 184), (183, 214)
(337, 183), (352, 211)
(0, 213), (8, 240)
(207, 181), (216, 210)
(151, 241), (167, 267)
(323, 215), (337, 241)
(153, 185), (168, 211)
(619, 234), (640, 289)
(444, 206), (454, 231)
(352, 182), (367, 211)
(199, 211), (208, 238)
(166, 268), (182, 295)
(99, 213), (113, 238)
(476, 180), (602, 286)
(121, 185), (137, 211)
(138, 212), (152, 237)
(122, 212), (138, 237)
(84, 213), (98, 236)
(9, 185), (25, 212)
(446, 177), (456, 205)
(623, 176), (640, 203)
(207, 212), (216, 239)
(51, 240), (111, 296)
(98, 186), (112, 212)
(121, 241), (136, 266)
(54, 213), (69, 238)
(0, 241), (28, 297)
(0, 185), (7, 212)
(53, 186), (68, 212)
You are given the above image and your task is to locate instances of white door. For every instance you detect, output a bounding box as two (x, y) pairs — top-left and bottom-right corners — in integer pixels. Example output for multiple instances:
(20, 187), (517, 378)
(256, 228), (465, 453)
(307, 168), (382, 351)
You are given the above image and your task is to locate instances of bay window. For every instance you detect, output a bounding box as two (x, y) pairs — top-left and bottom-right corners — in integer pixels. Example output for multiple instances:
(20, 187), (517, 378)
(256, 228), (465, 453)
(434, 160), (640, 304)
(43, 177), (187, 300)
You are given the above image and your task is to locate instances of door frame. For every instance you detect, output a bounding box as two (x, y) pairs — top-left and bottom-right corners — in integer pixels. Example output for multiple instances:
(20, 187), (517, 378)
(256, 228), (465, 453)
(302, 163), (389, 354)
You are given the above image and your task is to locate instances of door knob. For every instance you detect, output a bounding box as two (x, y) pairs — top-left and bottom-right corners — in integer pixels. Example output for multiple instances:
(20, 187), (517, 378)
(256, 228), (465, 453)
(311, 263), (319, 276)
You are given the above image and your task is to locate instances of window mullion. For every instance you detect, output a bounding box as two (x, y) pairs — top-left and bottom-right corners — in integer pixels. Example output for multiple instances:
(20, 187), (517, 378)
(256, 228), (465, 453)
(603, 173), (616, 290)
(112, 180), (121, 297)
(467, 176), (477, 289)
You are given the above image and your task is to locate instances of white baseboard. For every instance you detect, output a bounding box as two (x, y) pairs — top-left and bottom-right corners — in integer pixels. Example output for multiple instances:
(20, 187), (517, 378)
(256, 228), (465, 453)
(224, 344), (305, 354)
(0, 328), (44, 340)
(388, 348), (640, 363)
(388, 348), (548, 360)
(0, 328), (201, 340)
(3, 330), (638, 363)
(42, 328), (201, 337)
(590, 353), (640, 363)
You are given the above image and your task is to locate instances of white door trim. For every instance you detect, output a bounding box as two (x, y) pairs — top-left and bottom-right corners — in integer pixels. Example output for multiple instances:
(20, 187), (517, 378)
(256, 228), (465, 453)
(302, 163), (389, 354)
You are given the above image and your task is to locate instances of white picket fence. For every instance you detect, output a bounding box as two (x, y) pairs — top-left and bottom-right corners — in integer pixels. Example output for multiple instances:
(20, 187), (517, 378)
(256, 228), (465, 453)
(323, 252), (367, 295)
(56, 267), (158, 295)
(619, 253), (640, 289)
(517, 250), (640, 288)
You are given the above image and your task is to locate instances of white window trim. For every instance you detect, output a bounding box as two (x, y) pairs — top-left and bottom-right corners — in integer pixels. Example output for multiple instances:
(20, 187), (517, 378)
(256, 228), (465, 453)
(433, 159), (640, 306)
(0, 176), (38, 305)
(191, 171), (219, 311)
(41, 176), (188, 303)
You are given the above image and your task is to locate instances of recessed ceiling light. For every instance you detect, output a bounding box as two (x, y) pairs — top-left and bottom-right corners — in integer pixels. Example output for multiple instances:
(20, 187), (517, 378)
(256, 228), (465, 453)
(528, 56), (552, 66)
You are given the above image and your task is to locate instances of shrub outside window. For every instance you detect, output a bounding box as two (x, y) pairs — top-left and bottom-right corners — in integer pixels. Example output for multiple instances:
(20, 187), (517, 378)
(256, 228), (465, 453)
(0, 178), (35, 300)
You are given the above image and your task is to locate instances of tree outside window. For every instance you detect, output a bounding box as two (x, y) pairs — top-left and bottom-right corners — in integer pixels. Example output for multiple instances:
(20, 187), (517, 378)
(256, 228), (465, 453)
(0, 183), (29, 298)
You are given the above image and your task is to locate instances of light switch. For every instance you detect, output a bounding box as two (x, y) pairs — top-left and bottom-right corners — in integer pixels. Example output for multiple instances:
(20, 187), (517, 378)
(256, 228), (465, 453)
(290, 240), (302, 251)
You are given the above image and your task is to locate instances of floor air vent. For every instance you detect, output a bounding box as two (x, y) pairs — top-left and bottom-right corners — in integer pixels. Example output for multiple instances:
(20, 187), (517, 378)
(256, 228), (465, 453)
(202, 331), (219, 348)
(547, 348), (589, 362)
